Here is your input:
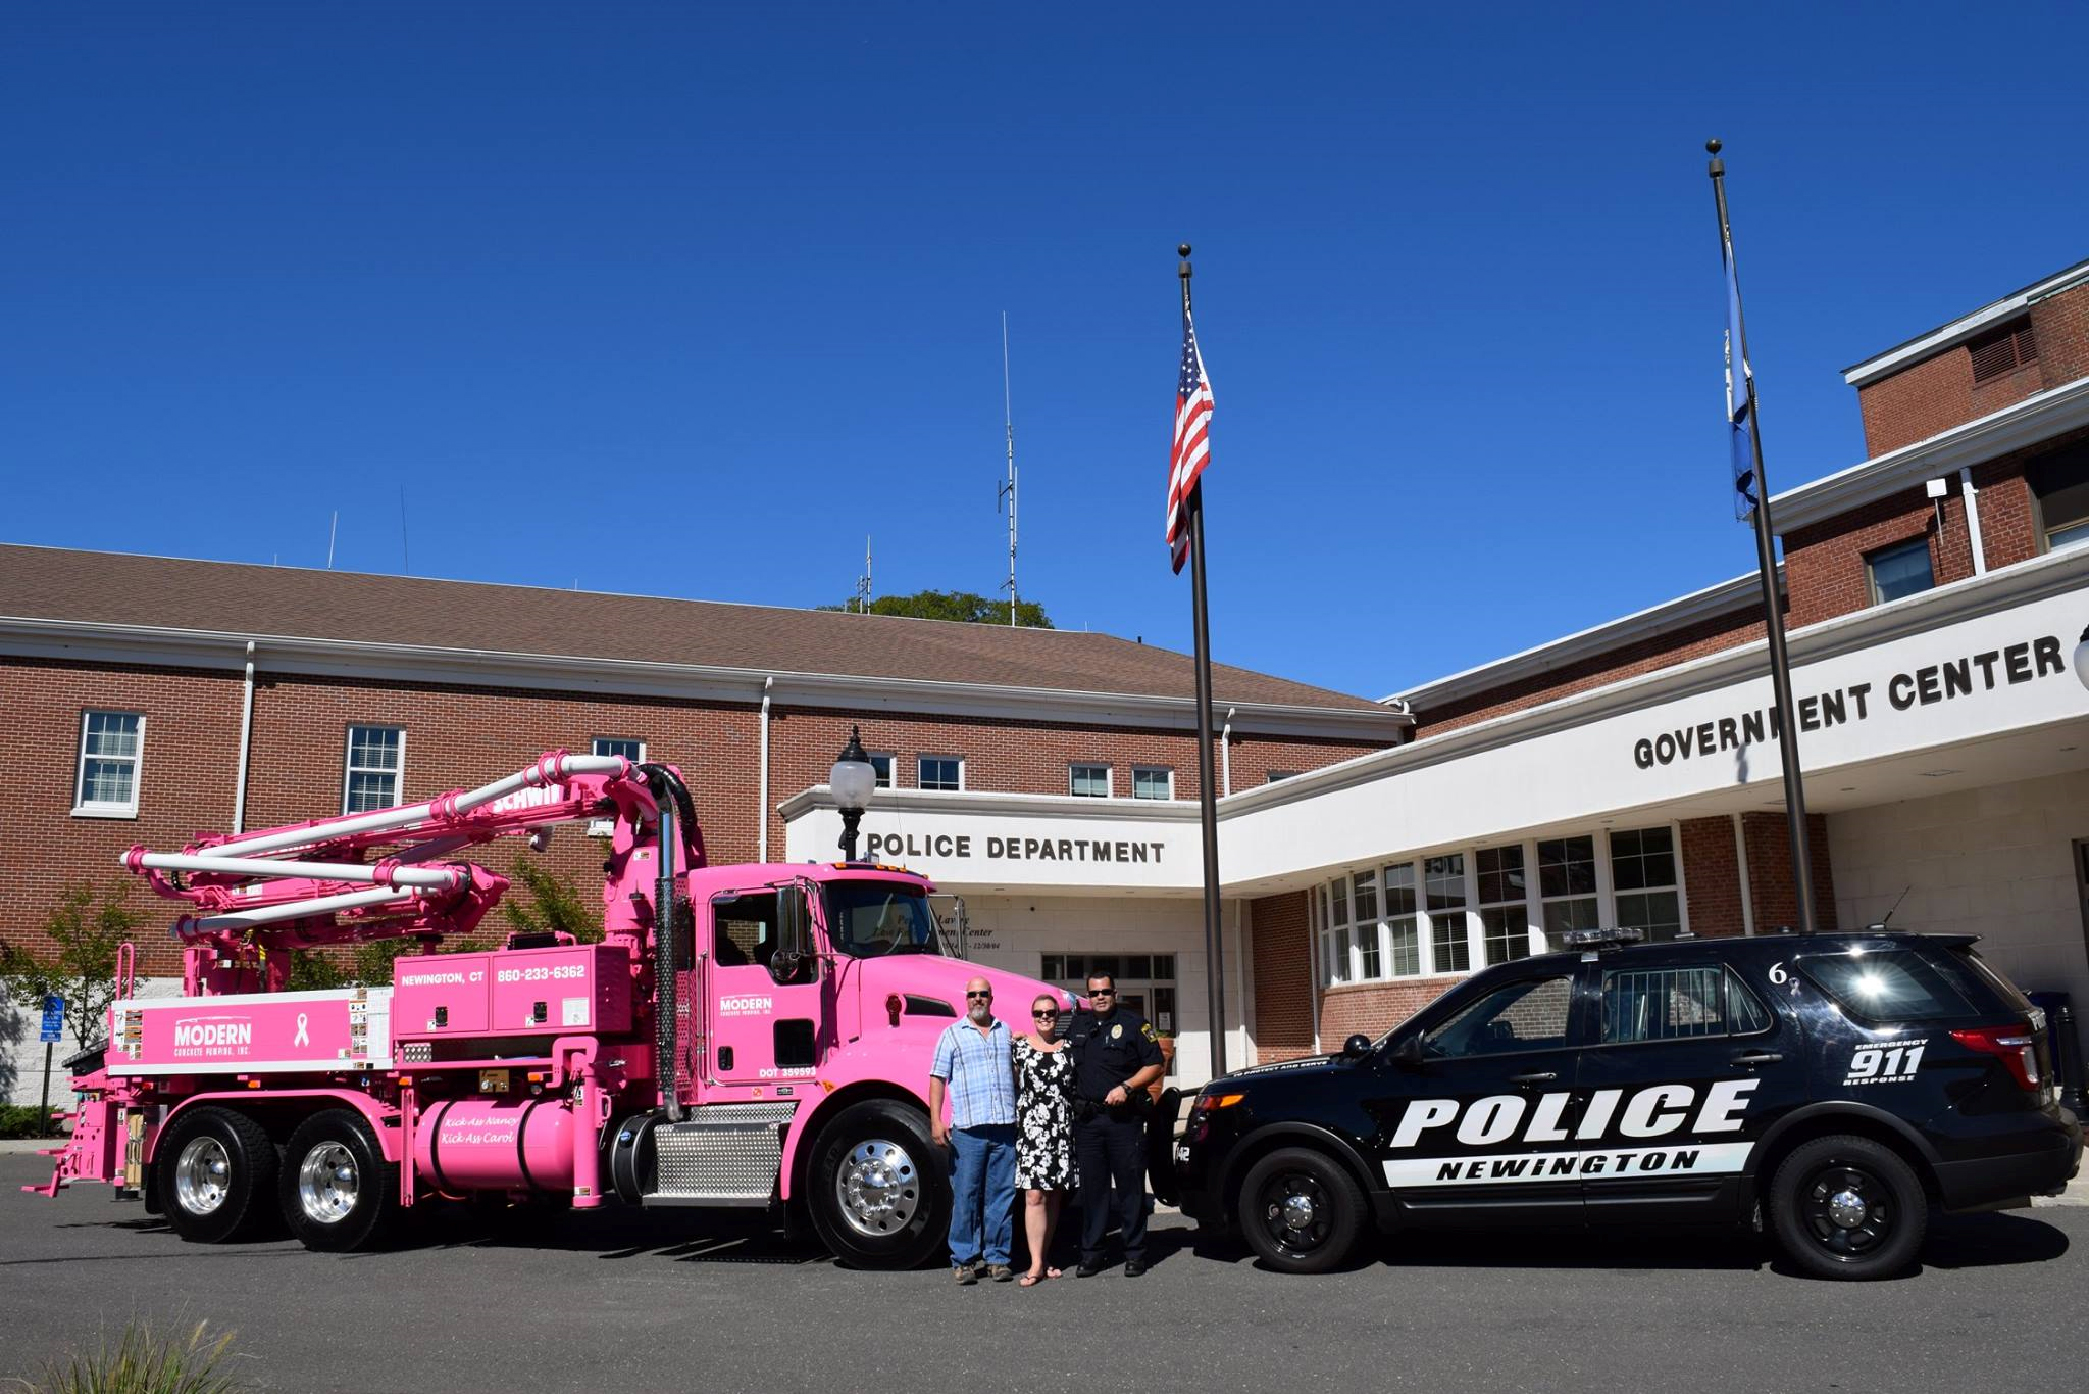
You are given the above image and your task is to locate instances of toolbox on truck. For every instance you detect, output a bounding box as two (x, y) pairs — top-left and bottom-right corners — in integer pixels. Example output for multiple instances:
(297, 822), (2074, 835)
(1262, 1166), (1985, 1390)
(393, 942), (631, 1039)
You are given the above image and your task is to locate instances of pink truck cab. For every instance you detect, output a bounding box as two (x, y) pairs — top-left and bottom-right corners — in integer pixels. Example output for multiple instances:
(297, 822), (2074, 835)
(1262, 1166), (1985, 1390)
(25, 751), (1067, 1270)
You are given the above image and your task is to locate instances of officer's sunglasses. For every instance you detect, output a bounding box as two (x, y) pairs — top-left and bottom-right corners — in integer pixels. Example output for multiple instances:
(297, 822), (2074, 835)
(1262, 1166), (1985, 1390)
(1087, 988), (1115, 998)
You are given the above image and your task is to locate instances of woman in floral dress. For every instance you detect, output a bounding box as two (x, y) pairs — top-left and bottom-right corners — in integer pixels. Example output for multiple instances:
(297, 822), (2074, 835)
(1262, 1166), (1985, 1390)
(1012, 993), (1078, 1285)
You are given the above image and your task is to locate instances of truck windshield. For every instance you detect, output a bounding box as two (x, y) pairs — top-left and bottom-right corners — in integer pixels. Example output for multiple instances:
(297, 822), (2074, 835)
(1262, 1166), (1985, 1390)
(823, 882), (939, 958)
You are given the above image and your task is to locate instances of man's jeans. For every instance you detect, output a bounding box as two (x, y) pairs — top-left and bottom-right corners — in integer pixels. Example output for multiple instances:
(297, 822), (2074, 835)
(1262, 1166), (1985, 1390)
(947, 1123), (1017, 1267)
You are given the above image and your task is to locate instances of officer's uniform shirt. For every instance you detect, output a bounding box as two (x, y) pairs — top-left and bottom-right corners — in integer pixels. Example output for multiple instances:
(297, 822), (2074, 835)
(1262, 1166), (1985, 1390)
(1067, 1004), (1164, 1106)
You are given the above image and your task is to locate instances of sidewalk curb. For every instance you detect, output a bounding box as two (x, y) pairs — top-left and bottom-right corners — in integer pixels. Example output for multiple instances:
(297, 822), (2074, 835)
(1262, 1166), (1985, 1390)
(0, 1137), (65, 1155)
(2031, 1176), (2089, 1208)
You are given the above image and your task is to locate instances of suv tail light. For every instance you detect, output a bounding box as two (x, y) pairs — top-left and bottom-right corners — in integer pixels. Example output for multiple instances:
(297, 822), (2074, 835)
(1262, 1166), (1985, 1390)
(1949, 1023), (2040, 1093)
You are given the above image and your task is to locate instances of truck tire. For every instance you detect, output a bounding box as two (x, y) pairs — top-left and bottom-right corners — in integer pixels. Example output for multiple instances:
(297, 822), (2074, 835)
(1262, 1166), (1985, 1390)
(280, 1109), (400, 1253)
(1768, 1134), (1927, 1281)
(1237, 1147), (1366, 1274)
(804, 1099), (950, 1270)
(155, 1106), (279, 1244)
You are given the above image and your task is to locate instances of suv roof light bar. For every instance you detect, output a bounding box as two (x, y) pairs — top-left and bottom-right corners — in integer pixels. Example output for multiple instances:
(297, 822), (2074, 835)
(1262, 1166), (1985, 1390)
(1560, 926), (1644, 949)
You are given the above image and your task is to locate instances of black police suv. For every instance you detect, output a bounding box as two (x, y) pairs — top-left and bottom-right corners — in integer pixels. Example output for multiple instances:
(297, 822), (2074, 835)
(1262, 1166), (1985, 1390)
(1157, 929), (2082, 1280)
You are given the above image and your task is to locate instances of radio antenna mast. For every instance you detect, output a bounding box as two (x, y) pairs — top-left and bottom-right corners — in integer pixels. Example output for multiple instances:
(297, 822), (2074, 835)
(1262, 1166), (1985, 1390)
(997, 312), (1019, 627)
(326, 511), (338, 570)
(855, 536), (873, 614)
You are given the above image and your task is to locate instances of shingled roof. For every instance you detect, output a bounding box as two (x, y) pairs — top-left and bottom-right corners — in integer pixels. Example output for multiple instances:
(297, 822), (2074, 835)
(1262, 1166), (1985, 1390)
(0, 544), (1385, 714)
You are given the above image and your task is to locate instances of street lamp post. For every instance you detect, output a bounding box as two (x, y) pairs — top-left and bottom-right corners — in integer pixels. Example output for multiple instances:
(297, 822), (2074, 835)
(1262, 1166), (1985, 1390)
(830, 726), (877, 863)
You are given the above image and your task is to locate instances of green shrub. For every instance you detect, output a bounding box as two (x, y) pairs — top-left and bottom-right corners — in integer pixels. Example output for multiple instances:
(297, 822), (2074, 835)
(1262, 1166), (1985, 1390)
(0, 1104), (63, 1139)
(11, 1318), (245, 1394)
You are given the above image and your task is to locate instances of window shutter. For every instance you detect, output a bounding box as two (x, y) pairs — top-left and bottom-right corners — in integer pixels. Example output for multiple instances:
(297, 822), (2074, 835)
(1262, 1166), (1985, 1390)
(1968, 317), (2038, 384)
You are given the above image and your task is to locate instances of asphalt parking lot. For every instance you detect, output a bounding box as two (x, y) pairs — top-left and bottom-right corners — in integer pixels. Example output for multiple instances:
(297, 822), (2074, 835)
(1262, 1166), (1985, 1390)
(3, 1149), (2084, 1393)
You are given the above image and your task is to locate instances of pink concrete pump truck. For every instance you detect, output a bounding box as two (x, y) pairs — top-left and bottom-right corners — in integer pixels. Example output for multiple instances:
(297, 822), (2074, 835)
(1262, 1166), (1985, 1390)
(23, 747), (1064, 1267)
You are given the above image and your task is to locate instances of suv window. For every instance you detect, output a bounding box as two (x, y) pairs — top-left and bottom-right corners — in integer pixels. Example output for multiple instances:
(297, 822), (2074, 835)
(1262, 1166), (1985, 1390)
(1601, 966), (1769, 1044)
(1796, 948), (1981, 1024)
(1425, 975), (1573, 1058)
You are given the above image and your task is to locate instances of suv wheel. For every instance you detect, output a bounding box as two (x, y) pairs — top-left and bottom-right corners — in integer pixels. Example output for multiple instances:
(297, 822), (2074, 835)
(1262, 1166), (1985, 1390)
(1237, 1147), (1365, 1274)
(1769, 1135), (1927, 1281)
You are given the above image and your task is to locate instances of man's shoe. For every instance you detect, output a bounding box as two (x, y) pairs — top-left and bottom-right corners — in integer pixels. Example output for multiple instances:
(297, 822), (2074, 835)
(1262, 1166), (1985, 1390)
(1123, 1260), (1146, 1277)
(954, 1264), (979, 1285)
(987, 1264), (1014, 1283)
(1074, 1262), (1102, 1278)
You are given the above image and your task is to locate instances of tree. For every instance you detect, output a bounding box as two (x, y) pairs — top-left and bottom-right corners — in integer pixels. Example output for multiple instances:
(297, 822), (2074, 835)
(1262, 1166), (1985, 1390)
(821, 589), (1053, 629)
(502, 860), (603, 944)
(0, 883), (146, 1046)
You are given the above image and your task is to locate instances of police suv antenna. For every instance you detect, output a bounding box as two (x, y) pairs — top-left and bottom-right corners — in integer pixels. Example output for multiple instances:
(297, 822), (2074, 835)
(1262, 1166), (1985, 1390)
(997, 311), (1019, 627)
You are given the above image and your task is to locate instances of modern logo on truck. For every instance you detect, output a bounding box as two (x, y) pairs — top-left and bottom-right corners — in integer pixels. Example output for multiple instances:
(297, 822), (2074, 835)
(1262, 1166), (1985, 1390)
(171, 1016), (253, 1054)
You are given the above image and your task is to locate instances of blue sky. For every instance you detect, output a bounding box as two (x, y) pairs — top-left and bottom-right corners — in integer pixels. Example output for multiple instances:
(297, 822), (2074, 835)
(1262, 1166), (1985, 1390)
(4, 3), (2085, 699)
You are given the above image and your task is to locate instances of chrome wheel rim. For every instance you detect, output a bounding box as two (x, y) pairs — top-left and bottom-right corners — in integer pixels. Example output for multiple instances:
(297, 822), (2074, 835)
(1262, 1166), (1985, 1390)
(173, 1137), (231, 1216)
(1801, 1163), (1892, 1259)
(298, 1141), (360, 1225)
(835, 1138), (920, 1238)
(1259, 1172), (1332, 1257)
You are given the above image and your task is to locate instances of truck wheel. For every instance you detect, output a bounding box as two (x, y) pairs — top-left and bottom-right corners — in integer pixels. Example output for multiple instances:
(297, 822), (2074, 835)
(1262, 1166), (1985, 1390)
(280, 1110), (399, 1253)
(805, 1100), (950, 1270)
(1769, 1135), (1927, 1281)
(1237, 1147), (1366, 1274)
(156, 1106), (278, 1244)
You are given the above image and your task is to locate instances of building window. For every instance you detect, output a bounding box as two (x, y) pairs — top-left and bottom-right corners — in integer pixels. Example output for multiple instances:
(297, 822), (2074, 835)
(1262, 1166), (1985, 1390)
(344, 725), (405, 813)
(1266, 770), (1299, 784)
(1351, 870), (1382, 980)
(1866, 536), (1934, 605)
(1967, 316), (2037, 385)
(917, 756), (963, 791)
(1611, 825), (1683, 942)
(2030, 446), (2089, 553)
(1425, 854), (1469, 974)
(1069, 763), (1112, 798)
(867, 753), (894, 788)
(1383, 861), (1423, 976)
(1324, 877), (1351, 986)
(73, 710), (144, 816)
(1536, 835), (1600, 943)
(592, 736), (645, 764)
(1475, 845), (1530, 966)
(1131, 766), (1173, 800)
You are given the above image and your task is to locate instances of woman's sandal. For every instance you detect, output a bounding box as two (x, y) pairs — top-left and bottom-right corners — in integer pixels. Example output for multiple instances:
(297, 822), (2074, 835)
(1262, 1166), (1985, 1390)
(1018, 1272), (1043, 1287)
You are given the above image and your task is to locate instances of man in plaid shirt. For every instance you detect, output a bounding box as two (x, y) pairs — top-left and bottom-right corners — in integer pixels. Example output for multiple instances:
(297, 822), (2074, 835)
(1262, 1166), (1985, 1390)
(929, 975), (1018, 1284)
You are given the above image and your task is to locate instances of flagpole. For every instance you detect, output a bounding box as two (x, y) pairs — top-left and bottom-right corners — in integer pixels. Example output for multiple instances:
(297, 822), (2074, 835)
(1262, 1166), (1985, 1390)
(1178, 243), (1230, 1076)
(1707, 140), (1819, 935)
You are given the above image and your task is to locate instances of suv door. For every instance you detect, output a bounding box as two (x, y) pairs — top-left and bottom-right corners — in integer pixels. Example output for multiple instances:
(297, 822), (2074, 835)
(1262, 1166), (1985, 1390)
(1575, 952), (1801, 1223)
(1365, 966), (1590, 1226)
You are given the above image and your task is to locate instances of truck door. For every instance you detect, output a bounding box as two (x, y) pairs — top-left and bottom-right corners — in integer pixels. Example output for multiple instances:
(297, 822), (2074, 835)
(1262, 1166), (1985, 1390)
(706, 888), (823, 1093)
(1366, 966), (1589, 1225)
(1574, 953), (1796, 1224)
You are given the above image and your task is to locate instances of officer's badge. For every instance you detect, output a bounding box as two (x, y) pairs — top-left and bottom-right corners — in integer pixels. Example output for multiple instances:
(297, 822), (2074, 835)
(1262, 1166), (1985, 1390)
(1111, 1024), (1122, 1040)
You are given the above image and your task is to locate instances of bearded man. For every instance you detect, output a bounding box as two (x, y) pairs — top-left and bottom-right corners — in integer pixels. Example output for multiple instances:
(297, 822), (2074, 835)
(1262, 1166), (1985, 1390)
(928, 975), (1019, 1284)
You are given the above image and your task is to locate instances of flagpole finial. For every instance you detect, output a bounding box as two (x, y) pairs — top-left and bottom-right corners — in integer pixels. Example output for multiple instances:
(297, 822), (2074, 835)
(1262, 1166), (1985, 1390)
(1705, 138), (1725, 178)
(1705, 139), (1721, 155)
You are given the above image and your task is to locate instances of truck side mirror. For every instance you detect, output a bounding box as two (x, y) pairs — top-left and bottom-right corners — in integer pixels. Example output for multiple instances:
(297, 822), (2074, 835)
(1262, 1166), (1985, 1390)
(772, 882), (811, 985)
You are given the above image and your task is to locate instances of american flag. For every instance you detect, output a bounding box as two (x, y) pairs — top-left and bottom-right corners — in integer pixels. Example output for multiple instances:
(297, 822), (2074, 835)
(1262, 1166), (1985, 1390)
(1165, 309), (1214, 573)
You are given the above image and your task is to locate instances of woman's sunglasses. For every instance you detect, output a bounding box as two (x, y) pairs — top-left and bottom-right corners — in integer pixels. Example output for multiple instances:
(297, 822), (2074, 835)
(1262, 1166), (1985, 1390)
(1032, 1008), (1060, 1019)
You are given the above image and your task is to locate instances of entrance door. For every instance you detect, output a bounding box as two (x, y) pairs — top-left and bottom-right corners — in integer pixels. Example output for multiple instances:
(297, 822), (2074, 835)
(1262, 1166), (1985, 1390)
(706, 887), (822, 1093)
(1364, 967), (1589, 1225)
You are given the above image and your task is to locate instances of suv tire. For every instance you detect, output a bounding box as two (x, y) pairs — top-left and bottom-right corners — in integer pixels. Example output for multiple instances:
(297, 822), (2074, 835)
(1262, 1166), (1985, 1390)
(1238, 1147), (1366, 1274)
(1768, 1134), (1927, 1280)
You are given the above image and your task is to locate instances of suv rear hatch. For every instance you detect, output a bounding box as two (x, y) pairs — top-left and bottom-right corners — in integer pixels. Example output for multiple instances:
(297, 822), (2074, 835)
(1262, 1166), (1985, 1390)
(1797, 935), (2055, 1107)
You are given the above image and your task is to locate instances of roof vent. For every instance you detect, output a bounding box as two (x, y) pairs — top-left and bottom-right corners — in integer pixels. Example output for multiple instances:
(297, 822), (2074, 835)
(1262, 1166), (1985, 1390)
(1968, 317), (2038, 385)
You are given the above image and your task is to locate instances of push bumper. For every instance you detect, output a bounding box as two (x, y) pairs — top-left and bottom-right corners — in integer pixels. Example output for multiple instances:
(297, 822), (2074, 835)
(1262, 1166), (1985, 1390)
(1934, 1108), (2082, 1210)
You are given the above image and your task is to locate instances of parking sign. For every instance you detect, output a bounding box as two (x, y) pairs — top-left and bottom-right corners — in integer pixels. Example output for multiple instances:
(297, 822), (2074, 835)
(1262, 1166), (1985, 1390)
(40, 997), (64, 1044)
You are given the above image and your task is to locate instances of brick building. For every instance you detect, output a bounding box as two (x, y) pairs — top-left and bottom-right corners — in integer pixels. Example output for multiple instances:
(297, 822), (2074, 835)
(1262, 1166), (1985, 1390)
(5, 258), (2089, 1102)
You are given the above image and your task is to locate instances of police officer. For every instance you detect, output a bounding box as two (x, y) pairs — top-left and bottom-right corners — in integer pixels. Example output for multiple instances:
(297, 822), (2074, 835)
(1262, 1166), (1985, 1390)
(1066, 972), (1165, 1277)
